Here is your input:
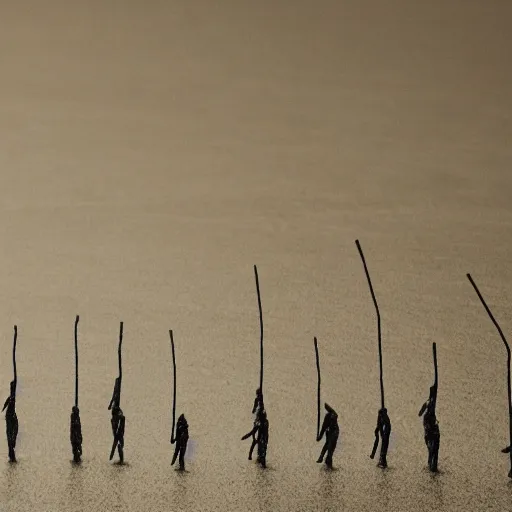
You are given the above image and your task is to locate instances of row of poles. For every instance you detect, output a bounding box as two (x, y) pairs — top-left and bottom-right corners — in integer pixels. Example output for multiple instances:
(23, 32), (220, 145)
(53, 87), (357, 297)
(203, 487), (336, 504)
(2, 240), (512, 478)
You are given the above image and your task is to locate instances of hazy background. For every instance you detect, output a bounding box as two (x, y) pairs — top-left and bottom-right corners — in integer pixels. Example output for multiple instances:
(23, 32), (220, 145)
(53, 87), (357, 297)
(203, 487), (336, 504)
(0, 1), (511, 510)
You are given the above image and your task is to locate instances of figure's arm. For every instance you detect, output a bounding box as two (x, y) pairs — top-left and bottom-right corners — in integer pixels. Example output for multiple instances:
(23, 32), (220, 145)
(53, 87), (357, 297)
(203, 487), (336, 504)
(2, 397), (9, 412)
(241, 424), (258, 440)
(252, 397), (258, 414)
(502, 446), (511, 454)
(418, 401), (427, 417)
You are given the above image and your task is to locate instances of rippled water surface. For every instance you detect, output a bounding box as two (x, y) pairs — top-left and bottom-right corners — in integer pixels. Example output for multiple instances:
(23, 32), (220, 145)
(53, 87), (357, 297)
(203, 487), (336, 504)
(1, 1), (512, 510)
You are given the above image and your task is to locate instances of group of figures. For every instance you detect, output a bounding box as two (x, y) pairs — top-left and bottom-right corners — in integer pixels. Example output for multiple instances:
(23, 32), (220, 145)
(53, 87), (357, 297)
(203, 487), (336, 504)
(3, 241), (512, 480)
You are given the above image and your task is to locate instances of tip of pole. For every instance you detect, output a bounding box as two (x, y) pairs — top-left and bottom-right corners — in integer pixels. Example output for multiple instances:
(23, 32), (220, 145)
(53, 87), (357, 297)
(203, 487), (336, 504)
(314, 336), (318, 345)
(76, 315), (80, 322)
(466, 273), (471, 279)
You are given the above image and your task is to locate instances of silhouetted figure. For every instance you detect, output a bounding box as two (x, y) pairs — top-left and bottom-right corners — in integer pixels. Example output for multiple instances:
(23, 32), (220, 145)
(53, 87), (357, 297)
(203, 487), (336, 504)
(242, 411), (261, 461)
(316, 403), (339, 469)
(242, 408), (268, 468)
(70, 405), (83, 463)
(109, 405), (125, 464)
(171, 414), (189, 470)
(419, 385), (440, 472)
(371, 408), (391, 468)
(2, 381), (18, 462)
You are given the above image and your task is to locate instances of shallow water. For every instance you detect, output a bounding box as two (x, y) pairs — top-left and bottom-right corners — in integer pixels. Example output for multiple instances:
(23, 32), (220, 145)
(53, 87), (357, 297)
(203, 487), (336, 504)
(0, 1), (512, 510)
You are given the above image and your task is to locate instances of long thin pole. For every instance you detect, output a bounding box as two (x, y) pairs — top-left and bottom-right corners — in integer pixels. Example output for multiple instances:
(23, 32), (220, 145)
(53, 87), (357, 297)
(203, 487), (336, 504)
(314, 337), (321, 438)
(254, 265), (264, 397)
(75, 316), (79, 407)
(118, 322), (123, 406)
(432, 342), (438, 409)
(356, 240), (384, 409)
(13, 325), (17, 389)
(467, 273), (512, 476)
(170, 330), (177, 444)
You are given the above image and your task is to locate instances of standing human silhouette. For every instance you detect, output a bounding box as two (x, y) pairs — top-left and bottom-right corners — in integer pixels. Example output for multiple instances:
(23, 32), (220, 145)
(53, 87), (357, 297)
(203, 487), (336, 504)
(419, 385), (440, 472)
(171, 414), (189, 471)
(371, 408), (391, 468)
(316, 403), (339, 469)
(70, 406), (83, 463)
(70, 315), (83, 463)
(4, 326), (18, 463)
(2, 380), (18, 463)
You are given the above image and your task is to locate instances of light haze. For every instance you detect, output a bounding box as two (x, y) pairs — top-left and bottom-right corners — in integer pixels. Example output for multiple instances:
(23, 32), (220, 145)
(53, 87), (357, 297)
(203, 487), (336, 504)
(1, 1), (512, 511)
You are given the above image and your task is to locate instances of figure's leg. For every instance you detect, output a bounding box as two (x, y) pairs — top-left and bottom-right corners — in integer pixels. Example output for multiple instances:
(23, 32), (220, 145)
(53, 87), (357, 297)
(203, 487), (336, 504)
(378, 434), (389, 468)
(249, 437), (257, 460)
(325, 435), (338, 468)
(259, 442), (267, 468)
(179, 443), (187, 470)
(317, 441), (328, 463)
(431, 435), (439, 472)
(7, 421), (16, 462)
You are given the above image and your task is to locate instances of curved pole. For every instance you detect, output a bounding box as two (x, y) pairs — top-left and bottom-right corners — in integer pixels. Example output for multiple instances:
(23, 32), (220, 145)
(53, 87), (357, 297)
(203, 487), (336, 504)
(356, 240), (384, 409)
(254, 265), (264, 398)
(118, 322), (123, 406)
(75, 316), (79, 408)
(314, 337), (321, 438)
(13, 325), (17, 390)
(467, 273), (512, 476)
(169, 330), (177, 444)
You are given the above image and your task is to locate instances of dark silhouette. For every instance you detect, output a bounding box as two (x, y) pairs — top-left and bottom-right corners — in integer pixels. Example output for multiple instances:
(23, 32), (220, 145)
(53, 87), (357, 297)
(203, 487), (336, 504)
(242, 408), (269, 468)
(108, 322), (125, 463)
(467, 273), (512, 479)
(171, 414), (189, 470)
(71, 315), (83, 463)
(371, 408), (391, 468)
(4, 326), (18, 463)
(70, 406), (83, 463)
(356, 241), (393, 469)
(109, 405), (125, 464)
(2, 380), (18, 463)
(418, 342), (440, 472)
(316, 403), (339, 469)
(419, 387), (440, 472)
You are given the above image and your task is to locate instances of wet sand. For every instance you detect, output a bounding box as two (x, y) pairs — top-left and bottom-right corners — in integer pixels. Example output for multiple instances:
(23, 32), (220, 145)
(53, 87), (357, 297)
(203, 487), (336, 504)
(1, 1), (512, 510)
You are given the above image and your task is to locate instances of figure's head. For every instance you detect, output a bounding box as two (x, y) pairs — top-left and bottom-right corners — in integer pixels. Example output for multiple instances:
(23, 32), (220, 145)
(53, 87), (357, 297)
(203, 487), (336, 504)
(429, 385), (435, 399)
(72, 406), (79, 414)
(256, 388), (262, 397)
(9, 381), (15, 394)
(379, 407), (387, 417)
(178, 413), (186, 424)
